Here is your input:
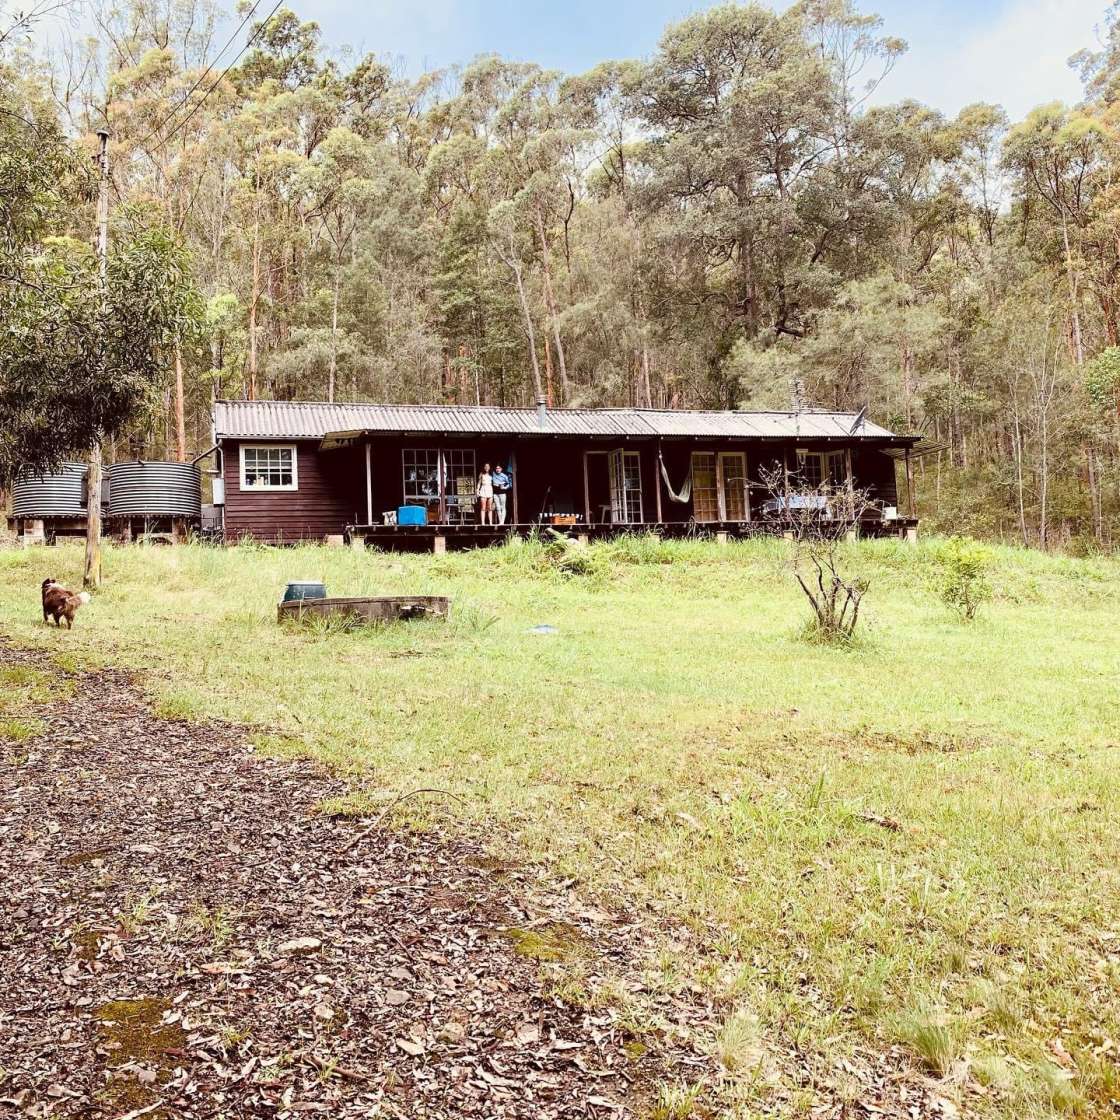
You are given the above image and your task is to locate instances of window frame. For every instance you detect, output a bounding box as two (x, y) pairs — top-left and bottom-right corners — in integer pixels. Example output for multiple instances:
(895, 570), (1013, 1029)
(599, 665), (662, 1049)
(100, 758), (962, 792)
(608, 448), (643, 524)
(690, 451), (719, 523)
(795, 449), (847, 490)
(444, 449), (477, 522)
(718, 450), (750, 522)
(691, 450), (750, 522)
(239, 443), (299, 492)
(401, 448), (443, 515)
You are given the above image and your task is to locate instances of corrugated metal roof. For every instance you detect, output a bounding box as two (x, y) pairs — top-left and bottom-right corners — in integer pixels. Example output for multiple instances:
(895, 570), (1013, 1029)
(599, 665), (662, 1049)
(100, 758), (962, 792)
(212, 400), (908, 442)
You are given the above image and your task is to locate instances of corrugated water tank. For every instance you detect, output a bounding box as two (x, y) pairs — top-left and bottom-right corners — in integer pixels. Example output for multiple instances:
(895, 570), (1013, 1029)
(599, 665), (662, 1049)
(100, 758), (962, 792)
(11, 463), (87, 518)
(107, 461), (202, 520)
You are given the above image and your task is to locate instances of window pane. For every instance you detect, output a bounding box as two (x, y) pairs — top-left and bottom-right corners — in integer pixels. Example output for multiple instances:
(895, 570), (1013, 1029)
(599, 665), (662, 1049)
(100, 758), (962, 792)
(798, 454), (823, 488)
(619, 452), (642, 521)
(446, 450), (477, 517)
(244, 447), (294, 488)
(403, 449), (440, 501)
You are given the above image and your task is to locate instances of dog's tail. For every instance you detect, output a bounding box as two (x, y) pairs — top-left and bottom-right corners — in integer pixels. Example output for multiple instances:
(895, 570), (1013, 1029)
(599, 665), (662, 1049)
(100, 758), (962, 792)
(76, 592), (91, 606)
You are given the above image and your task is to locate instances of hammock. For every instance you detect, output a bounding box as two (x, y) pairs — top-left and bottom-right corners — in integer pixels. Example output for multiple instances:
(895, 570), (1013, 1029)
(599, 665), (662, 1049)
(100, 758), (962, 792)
(659, 453), (692, 503)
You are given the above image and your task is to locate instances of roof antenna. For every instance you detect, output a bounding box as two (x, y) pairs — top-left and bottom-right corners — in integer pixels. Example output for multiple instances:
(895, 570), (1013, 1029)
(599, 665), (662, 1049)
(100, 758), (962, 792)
(849, 405), (868, 434)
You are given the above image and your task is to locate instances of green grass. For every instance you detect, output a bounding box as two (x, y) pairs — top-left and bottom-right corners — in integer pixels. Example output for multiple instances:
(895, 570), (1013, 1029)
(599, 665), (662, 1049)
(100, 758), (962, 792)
(2, 536), (1118, 1117)
(0, 660), (61, 748)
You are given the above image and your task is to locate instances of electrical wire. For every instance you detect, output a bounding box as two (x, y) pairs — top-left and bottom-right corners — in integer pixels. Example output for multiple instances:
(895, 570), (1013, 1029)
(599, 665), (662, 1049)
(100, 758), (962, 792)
(144, 0), (285, 152)
(135, 0), (266, 148)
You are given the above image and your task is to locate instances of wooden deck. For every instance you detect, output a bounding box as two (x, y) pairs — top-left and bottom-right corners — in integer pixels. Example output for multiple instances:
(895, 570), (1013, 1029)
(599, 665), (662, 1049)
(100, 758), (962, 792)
(346, 518), (919, 551)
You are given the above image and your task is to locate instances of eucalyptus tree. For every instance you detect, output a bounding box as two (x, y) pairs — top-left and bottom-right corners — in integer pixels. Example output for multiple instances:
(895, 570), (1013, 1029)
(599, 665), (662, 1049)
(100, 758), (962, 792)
(426, 57), (565, 404)
(629, 2), (903, 403)
(799, 273), (945, 424)
(1003, 105), (1108, 366)
(0, 85), (203, 484)
(488, 198), (546, 403)
(296, 126), (380, 401)
(1, 0), (207, 483)
(106, 40), (237, 457)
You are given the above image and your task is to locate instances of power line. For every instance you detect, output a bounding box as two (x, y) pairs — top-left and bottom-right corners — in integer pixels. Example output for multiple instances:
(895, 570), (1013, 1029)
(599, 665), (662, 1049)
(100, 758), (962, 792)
(146, 0), (285, 153)
(136, 0), (266, 149)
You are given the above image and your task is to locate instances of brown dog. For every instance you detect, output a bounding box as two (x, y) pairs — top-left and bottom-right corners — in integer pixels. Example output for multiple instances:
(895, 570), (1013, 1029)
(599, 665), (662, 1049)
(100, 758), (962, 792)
(41, 579), (91, 629)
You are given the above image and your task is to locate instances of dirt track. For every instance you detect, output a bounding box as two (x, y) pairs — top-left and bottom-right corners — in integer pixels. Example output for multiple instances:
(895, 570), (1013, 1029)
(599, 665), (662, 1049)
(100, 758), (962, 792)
(0, 643), (707, 1119)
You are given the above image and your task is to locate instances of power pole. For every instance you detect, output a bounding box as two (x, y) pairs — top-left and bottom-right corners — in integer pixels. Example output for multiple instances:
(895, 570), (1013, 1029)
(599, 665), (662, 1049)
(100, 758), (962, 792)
(84, 128), (109, 591)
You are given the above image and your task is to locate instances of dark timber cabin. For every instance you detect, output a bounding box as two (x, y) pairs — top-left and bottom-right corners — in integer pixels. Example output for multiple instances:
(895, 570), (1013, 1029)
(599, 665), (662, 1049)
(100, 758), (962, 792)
(210, 399), (920, 549)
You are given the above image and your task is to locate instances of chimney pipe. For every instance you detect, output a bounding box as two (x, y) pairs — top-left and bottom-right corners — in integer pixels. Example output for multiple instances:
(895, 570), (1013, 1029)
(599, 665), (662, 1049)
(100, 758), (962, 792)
(536, 394), (547, 428)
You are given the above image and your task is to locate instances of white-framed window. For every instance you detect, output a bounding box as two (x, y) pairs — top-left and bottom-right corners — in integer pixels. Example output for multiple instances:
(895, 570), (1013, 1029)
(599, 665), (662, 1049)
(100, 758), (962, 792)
(240, 444), (298, 491)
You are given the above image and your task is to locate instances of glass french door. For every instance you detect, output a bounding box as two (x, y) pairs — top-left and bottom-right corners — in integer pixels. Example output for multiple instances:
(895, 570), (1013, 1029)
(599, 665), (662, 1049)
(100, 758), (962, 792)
(691, 451), (749, 522)
(608, 449), (643, 523)
(719, 452), (748, 521)
(691, 453), (719, 522)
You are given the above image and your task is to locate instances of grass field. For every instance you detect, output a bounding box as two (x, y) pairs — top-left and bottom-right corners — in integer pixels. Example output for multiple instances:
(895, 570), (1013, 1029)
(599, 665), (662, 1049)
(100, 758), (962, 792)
(2, 536), (1119, 1117)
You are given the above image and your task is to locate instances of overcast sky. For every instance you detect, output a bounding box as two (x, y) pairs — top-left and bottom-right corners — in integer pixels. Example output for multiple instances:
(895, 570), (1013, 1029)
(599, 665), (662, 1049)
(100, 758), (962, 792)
(32, 0), (1112, 121)
(296, 0), (1107, 120)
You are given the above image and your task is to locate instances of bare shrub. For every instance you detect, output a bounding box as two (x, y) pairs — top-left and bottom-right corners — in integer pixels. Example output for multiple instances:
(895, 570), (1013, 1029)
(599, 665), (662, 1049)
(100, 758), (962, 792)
(760, 466), (877, 644)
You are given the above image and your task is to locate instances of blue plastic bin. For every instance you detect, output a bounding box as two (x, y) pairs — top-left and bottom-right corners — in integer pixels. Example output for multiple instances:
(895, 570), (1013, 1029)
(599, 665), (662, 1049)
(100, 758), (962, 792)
(398, 505), (427, 526)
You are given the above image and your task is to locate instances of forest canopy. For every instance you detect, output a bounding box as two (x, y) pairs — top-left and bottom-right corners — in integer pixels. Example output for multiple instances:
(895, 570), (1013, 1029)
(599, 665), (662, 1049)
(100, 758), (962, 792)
(3, 0), (1120, 546)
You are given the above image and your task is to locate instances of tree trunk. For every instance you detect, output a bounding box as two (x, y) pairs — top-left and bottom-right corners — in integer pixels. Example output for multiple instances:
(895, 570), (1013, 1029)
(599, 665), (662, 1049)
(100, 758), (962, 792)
(934, 418), (942, 515)
(211, 331), (224, 402)
(1061, 214), (1084, 367)
(1038, 400), (1050, 547)
(535, 205), (569, 405)
(248, 159), (263, 401)
(542, 328), (555, 407)
(636, 286), (653, 409)
(901, 342), (913, 430)
(84, 444), (102, 590)
(1087, 444), (1103, 542)
(506, 239), (544, 402)
(248, 210), (261, 401)
(174, 341), (187, 462)
(328, 257), (340, 403)
(1012, 407), (1028, 546)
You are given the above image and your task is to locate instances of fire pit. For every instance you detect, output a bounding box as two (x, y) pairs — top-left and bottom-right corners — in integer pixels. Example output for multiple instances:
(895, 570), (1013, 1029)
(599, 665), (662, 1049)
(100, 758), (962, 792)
(277, 595), (450, 626)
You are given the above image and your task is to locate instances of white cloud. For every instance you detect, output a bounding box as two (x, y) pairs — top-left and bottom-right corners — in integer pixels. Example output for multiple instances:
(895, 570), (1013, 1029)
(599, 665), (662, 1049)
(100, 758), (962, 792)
(875, 0), (1107, 120)
(23, 0), (1110, 124)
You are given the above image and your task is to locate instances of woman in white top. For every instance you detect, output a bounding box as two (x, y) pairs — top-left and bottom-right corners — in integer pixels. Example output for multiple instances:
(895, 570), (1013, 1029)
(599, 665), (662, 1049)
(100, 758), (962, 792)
(477, 463), (494, 525)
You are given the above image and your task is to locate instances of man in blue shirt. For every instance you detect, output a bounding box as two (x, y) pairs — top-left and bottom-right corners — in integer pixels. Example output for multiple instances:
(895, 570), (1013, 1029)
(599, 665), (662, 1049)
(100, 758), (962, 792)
(491, 463), (512, 525)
